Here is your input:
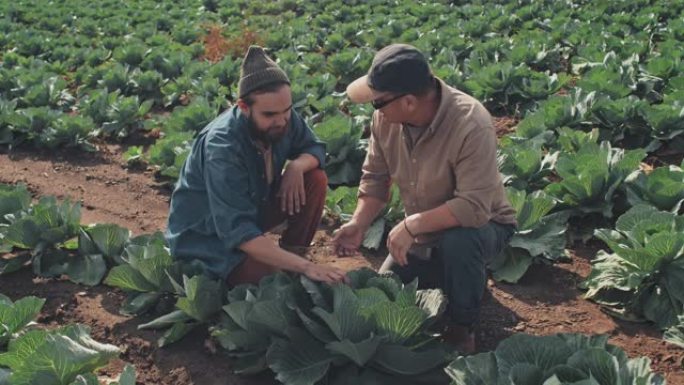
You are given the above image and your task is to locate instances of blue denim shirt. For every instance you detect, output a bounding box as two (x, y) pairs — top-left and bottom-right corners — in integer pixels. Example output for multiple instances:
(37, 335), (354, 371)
(165, 106), (326, 279)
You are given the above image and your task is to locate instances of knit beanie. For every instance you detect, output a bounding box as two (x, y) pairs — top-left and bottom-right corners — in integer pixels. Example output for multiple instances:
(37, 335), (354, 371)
(238, 46), (290, 98)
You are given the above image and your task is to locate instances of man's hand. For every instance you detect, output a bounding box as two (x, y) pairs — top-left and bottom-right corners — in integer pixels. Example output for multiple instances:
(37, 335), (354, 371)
(303, 263), (349, 284)
(278, 162), (306, 215)
(387, 220), (415, 266)
(332, 221), (365, 256)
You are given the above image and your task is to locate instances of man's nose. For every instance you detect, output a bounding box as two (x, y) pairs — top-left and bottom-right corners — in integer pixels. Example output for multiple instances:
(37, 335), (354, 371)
(276, 114), (287, 127)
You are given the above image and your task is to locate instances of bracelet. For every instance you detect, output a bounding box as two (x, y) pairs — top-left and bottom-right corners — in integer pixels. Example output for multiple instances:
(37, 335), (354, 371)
(403, 218), (417, 240)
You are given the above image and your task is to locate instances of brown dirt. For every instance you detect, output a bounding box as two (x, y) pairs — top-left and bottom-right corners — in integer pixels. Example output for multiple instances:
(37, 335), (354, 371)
(0, 145), (683, 385)
(201, 24), (264, 62)
(493, 116), (519, 138)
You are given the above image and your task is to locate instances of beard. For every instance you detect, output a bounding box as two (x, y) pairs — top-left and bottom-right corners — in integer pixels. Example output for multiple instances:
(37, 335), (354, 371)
(247, 113), (290, 145)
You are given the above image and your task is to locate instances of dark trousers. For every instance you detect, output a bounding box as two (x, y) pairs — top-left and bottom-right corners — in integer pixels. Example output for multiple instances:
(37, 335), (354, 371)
(379, 221), (515, 326)
(227, 168), (327, 286)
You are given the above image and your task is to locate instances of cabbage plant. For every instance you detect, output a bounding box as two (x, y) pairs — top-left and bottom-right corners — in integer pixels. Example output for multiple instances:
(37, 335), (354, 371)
(624, 162), (684, 213)
(104, 232), (205, 316)
(212, 269), (452, 385)
(498, 141), (558, 192)
(446, 333), (664, 385)
(583, 205), (684, 329)
(0, 294), (45, 348)
(489, 188), (569, 283)
(544, 141), (646, 218)
(0, 295), (136, 385)
(0, 325), (121, 385)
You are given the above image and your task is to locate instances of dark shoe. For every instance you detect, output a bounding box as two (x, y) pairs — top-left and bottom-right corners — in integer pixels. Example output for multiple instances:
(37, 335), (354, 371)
(443, 323), (476, 355)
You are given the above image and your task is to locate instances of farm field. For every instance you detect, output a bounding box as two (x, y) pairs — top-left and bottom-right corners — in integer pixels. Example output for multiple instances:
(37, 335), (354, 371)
(1, 0), (684, 384)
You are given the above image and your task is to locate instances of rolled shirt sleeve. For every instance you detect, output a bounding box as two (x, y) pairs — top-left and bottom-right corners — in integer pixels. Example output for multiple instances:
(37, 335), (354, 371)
(358, 113), (392, 202)
(445, 123), (502, 228)
(204, 133), (263, 250)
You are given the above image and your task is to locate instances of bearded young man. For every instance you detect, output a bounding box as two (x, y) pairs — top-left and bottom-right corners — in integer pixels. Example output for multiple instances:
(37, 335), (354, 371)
(166, 46), (347, 285)
(333, 44), (517, 353)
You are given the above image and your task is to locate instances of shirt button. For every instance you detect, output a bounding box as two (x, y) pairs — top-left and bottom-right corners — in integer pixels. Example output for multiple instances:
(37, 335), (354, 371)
(410, 182), (415, 186)
(412, 159), (416, 163)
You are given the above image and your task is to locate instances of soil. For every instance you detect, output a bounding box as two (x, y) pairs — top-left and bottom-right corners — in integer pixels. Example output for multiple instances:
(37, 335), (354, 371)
(0, 145), (683, 385)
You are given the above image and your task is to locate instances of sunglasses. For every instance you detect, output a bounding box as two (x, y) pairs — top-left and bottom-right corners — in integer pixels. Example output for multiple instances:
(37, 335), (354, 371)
(371, 93), (406, 109)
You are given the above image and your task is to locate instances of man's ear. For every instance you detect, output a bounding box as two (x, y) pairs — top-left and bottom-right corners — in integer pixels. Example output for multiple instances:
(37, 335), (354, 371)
(236, 99), (250, 115)
(404, 94), (418, 112)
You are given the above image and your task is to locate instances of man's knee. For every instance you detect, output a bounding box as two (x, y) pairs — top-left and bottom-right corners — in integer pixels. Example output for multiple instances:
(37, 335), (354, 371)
(304, 168), (328, 197)
(439, 227), (482, 258)
(305, 168), (327, 185)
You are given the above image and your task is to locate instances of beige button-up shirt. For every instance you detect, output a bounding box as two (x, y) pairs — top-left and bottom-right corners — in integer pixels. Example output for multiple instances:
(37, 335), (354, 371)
(358, 78), (517, 240)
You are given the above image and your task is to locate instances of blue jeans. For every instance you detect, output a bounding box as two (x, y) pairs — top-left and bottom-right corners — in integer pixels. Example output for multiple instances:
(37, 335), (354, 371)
(379, 221), (516, 326)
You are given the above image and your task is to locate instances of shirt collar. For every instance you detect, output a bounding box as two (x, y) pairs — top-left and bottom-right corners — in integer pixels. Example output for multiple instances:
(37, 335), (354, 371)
(425, 77), (450, 136)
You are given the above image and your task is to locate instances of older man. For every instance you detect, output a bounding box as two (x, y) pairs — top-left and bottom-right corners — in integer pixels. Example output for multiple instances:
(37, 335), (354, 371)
(167, 46), (347, 285)
(333, 44), (517, 352)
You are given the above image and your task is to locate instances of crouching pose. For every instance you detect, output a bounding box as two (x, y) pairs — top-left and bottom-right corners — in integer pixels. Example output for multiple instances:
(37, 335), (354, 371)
(333, 44), (517, 353)
(166, 46), (347, 286)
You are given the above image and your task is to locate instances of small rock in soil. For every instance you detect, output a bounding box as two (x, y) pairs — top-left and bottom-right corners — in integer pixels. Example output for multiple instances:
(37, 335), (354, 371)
(204, 338), (217, 354)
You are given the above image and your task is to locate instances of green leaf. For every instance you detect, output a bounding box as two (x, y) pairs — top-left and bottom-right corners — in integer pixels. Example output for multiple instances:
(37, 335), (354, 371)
(312, 284), (374, 343)
(0, 184), (31, 223)
(499, 142), (557, 191)
(663, 315), (684, 348)
(356, 287), (391, 312)
(157, 322), (197, 347)
(346, 268), (379, 290)
(174, 274), (222, 321)
(545, 141), (644, 218)
(625, 165), (684, 213)
(0, 325), (119, 385)
(222, 301), (254, 330)
(266, 328), (335, 385)
(507, 188), (558, 232)
(509, 363), (545, 384)
(567, 348), (620, 385)
(325, 335), (382, 366)
(231, 353), (267, 375)
(490, 248), (535, 283)
(81, 223), (130, 264)
(3, 197), (81, 250)
(362, 218), (385, 250)
(577, 66), (634, 99)
(68, 373), (99, 385)
(515, 210), (569, 260)
(296, 308), (336, 344)
(371, 344), (447, 376)
(415, 289), (447, 326)
(125, 243), (174, 290)
(120, 292), (161, 316)
(62, 254), (108, 286)
(445, 352), (499, 385)
(0, 296), (45, 345)
(585, 205), (684, 327)
(640, 102), (684, 140)
(0, 254), (31, 275)
(111, 364), (136, 385)
(211, 316), (269, 352)
(495, 334), (573, 373)
(249, 299), (298, 337)
(104, 264), (157, 292)
(367, 302), (427, 344)
(138, 310), (192, 330)
(446, 332), (663, 385)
